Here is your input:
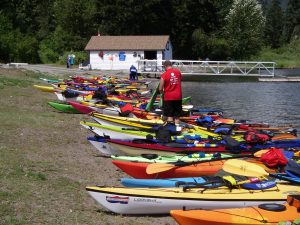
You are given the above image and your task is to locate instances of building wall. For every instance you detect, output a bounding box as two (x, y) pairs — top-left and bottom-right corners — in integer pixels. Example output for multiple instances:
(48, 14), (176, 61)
(90, 50), (144, 70)
(89, 42), (172, 70)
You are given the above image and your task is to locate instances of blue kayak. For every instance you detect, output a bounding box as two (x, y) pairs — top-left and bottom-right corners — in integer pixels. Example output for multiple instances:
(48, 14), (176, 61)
(252, 139), (300, 150)
(270, 173), (300, 184)
(121, 177), (207, 188)
(121, 177), (277, 189)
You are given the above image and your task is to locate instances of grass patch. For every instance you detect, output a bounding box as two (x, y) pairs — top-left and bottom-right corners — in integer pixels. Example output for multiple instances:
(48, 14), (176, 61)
(0, 68), (168, 225)
(25, 172), (47, 181)
(0, 77), (33, 89)
(252, 39), (300, 68)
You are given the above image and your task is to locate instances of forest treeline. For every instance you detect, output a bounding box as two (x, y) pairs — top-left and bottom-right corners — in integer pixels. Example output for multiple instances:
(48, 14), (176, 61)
(0, 0), (300, 64)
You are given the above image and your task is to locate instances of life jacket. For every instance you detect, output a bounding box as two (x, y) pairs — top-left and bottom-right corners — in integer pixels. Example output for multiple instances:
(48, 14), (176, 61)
(244, 131), (270, 144)
(196, 116), (213, 126)
(130, 66), (137, 73)
(260, 147), (288, 168)
(119, 103), (134, 116)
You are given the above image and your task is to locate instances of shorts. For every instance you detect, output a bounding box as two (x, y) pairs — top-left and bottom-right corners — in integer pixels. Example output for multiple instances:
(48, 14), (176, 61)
(163, 100), (182, 117)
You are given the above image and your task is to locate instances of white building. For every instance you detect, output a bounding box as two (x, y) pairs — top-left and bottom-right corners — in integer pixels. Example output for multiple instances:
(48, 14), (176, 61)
(84, 35), (172, 70)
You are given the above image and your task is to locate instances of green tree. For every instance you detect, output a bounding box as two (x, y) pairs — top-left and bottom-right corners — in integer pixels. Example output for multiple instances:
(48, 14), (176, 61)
(191, 28), (209, 59)
(283, 0), (300, 42)
(0, 13), (14, 62)
(170, 0), (225, 59)
(264, 0), (284, 48)
(224, 0), (265, 59)
(54, 0), (98, 50)
(0, 12), (39, 63)
(38, 26), (69, 63)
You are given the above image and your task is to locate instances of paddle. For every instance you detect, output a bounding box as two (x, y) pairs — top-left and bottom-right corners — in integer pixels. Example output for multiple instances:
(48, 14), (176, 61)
(253, 149), (270, 157)
(146, 153), (253, 174)
(145, 83), (159, 112)
(222, 158), (300, 186)
(222, 159), (269, 177)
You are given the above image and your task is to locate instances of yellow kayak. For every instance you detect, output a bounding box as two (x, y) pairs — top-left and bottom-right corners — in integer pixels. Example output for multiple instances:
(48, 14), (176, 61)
(33, 85), (55, 93)
(86, 183), (300, 215)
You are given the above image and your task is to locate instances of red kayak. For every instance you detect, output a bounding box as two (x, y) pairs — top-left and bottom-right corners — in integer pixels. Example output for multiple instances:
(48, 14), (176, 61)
(106, 138), (251, 156)
(68, 101), (96, 114)
(111, 160), (226, 179)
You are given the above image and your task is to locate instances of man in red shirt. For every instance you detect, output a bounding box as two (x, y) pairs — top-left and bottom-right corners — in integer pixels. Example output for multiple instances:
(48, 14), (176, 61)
(159, 60), (182, 124)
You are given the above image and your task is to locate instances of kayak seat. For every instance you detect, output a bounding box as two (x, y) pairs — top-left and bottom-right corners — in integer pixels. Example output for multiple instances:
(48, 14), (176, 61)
(140, 154), (158, 160)
(258, 203), (286, 212)
(182, 177), (225, 192)
(175, 181), (197, 187)
(132, 139), (156, 144)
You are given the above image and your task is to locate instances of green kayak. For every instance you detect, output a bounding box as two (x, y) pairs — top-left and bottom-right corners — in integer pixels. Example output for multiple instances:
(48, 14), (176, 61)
(47, 101), (81, 113)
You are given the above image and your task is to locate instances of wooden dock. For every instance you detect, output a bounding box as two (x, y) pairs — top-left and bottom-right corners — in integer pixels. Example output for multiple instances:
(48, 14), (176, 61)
(259, 76), (300, 82)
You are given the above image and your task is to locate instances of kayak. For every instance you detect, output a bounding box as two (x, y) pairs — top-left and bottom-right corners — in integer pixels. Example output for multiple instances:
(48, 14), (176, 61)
(85, 183), (300, 215)
(91, 112), (163, 126)
(112, 158), (274, 179)
(251, 139), (300, 150)
(170, 194), (300, 225)
(80, 121), (233, 144)
(120, 177), (276, 188)
(107, 139), (227, 156)
(111, 160), (227, 178)
(33, 84), (56, 93)
(270, 173), (300, 184)
(47, 101), (80, 113)
(91, 113), (154, 129)
(87, 136), (121, 155)
(111, 152), (233, 163)
(68, 100), (98, 114)
(89, 113), (247, 142)
(80, 121), (154, 140)
(90, 113), (222, 140)
(121, 176), (207, 187)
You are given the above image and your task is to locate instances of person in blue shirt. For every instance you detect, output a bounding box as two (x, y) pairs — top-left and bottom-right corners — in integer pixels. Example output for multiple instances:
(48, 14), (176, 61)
(129, 65), (138, 80)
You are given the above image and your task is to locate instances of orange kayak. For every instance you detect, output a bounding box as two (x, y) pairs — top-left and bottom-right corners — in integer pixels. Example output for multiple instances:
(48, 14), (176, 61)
(171, 195), (300, 225)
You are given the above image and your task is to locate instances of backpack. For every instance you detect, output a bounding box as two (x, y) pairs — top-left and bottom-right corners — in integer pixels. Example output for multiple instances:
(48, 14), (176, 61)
(221, 135), (241, 154)
(155, 129), (172, 143)
(155, 123), (180, 143)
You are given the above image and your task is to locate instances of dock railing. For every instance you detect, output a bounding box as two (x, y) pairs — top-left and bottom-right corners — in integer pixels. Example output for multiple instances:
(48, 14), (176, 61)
(137, 60), (275, 77)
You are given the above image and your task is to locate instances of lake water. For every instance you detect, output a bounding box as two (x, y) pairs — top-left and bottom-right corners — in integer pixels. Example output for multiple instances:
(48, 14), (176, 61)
(182, 82), (300, 131)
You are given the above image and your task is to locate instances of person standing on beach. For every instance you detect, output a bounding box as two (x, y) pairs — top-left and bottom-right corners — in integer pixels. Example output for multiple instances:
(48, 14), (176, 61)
(129, 65), (138, 80)
(66, 55), (70, 68)
(159, 60), (182, 124)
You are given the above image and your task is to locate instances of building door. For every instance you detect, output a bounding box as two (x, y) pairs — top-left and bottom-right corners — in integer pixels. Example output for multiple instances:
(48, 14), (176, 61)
(144, 51), (157, 60)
